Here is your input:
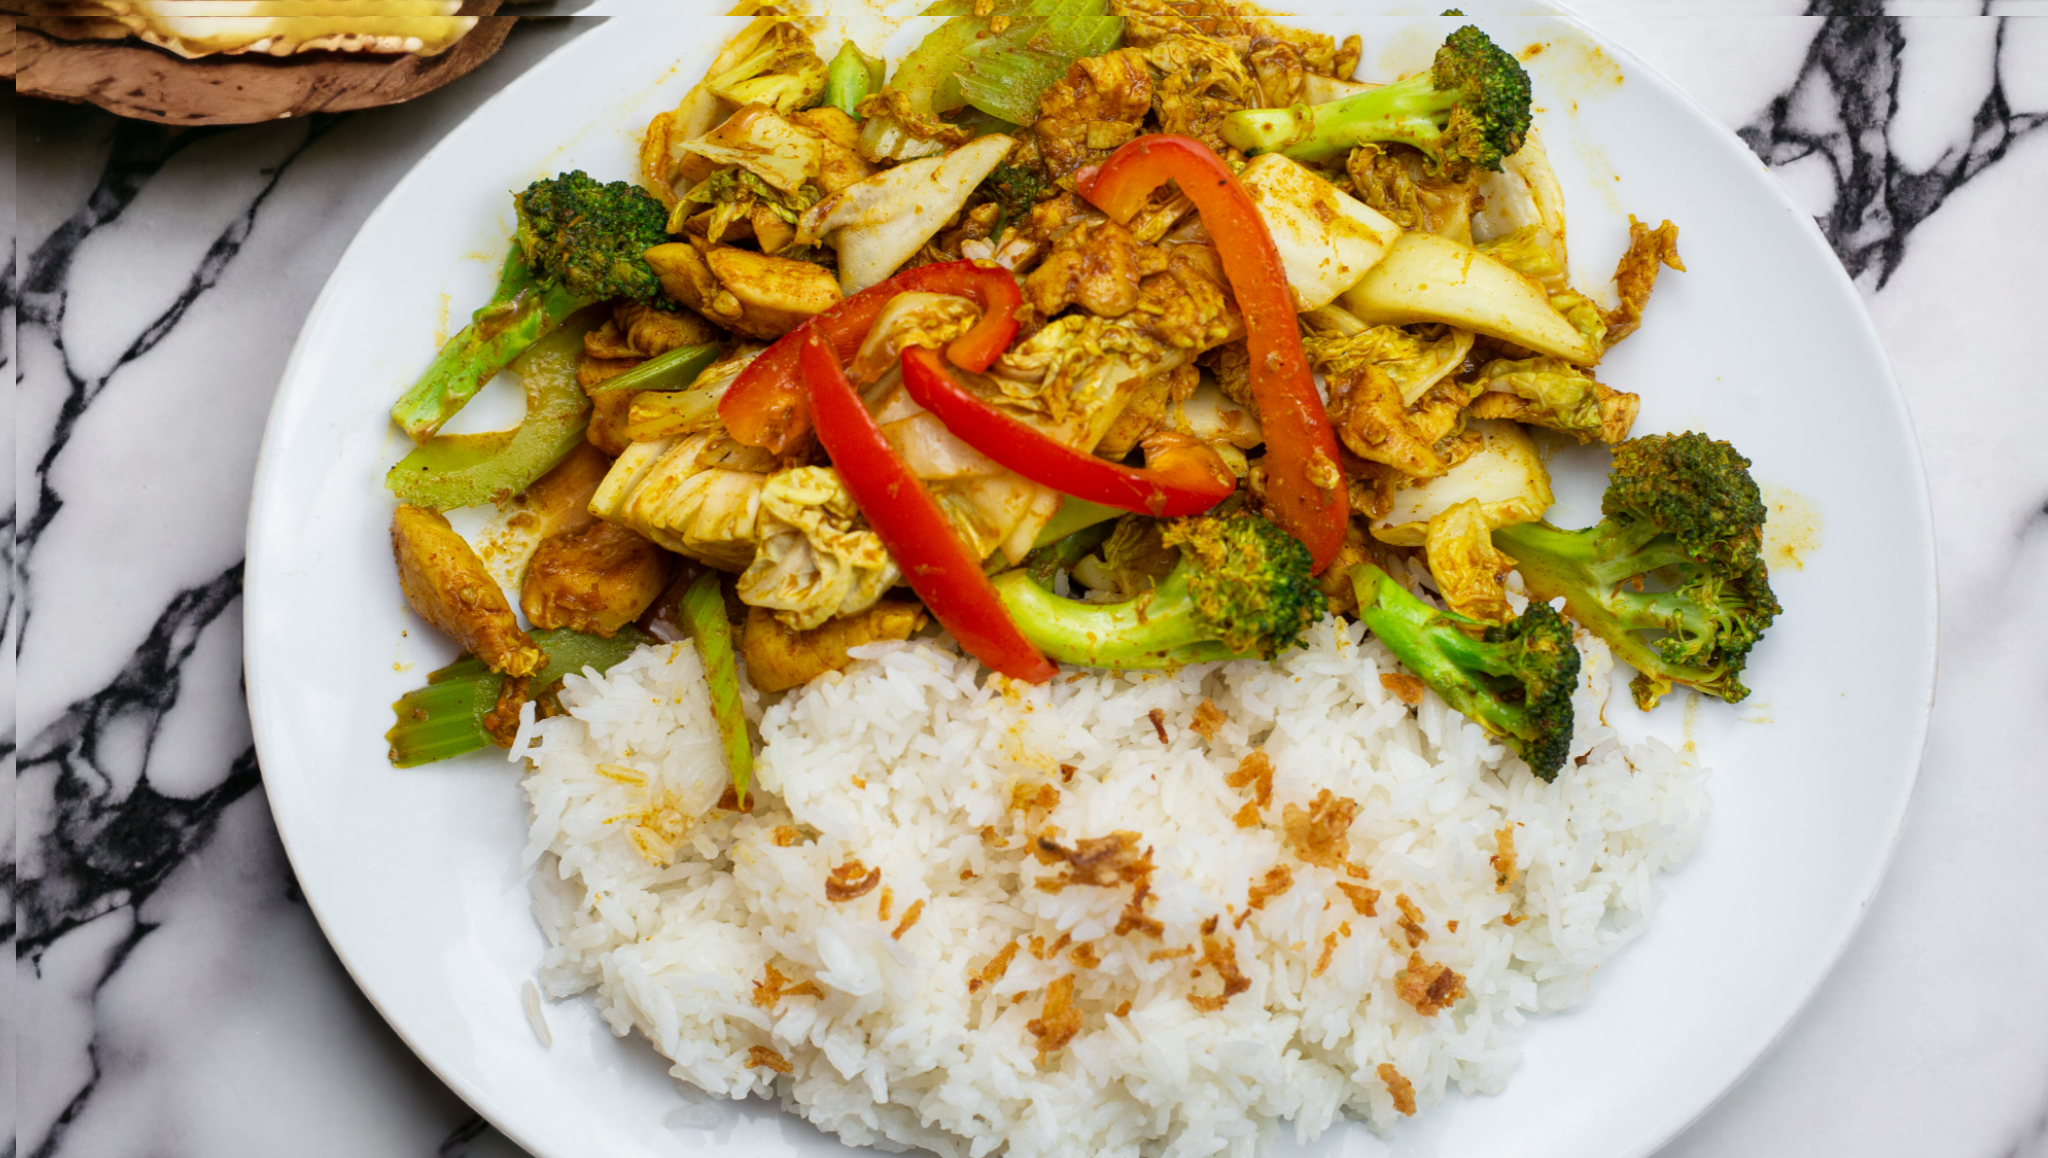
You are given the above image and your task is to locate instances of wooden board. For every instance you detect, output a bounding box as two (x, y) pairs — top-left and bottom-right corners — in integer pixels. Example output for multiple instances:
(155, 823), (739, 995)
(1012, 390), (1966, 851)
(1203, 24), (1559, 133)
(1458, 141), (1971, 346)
(5, 5), (517, 126)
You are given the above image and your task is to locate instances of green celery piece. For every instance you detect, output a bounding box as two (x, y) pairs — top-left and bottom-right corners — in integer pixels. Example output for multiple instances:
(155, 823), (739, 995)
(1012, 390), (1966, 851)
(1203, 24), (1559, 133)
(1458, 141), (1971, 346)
(889, 9), (986, 114)
(386, 626), (653, 767)
(1032, 496), (1124, 548)
(584, 342), (721, 394)
(390, 245), (588, 440)
(679, 571), (753, 803)
(825, 41), (883, 117)
(387, 318), (594, 510)
(955, 0), (1123, 123)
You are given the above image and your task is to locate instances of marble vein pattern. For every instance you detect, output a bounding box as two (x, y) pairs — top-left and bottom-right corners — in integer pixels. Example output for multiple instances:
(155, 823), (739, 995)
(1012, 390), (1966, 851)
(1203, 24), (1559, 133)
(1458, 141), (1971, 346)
(1735, 0), (2048, 287)
(8, 4), (2048, 1158)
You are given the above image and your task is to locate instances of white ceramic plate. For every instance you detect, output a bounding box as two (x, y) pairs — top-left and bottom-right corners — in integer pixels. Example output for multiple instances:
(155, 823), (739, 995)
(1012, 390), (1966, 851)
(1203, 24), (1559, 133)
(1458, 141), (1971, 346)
(245, 3), (1937, 1155)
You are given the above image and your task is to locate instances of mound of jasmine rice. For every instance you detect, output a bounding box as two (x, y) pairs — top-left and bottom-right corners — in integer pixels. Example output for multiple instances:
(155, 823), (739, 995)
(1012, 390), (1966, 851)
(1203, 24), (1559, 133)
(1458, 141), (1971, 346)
(516, 616), (1706, 1156)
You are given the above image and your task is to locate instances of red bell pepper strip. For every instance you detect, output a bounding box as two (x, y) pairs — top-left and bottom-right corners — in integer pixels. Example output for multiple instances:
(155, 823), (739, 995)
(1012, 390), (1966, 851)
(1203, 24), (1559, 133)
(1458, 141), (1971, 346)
(722, 261), (1024, 456)
(797, 332), (1057, 684)
(898, 346), (1234, 517)
(1077, 135), (1347, 574)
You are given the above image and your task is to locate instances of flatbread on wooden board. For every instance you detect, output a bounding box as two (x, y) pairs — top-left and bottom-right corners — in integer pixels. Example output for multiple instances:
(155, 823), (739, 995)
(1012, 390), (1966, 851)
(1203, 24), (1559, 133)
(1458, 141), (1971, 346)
(7, 6), (515, 125)
(11, 2), (478, 59)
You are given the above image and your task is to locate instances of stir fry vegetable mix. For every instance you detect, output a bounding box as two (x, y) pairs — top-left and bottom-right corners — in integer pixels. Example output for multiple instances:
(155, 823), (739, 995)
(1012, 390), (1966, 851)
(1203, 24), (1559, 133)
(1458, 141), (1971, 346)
(383, 2), (1781, 785)
(1079, 134), (1348, 572)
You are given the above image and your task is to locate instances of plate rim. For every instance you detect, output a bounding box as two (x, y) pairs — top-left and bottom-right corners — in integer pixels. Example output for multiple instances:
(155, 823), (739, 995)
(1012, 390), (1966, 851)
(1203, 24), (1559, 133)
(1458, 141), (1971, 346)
(242, 4), (1940, 1155)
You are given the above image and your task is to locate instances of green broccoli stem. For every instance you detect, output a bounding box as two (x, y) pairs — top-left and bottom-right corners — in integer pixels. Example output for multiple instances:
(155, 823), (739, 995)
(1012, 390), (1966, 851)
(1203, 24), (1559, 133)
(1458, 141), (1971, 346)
(390, 245), (590, 441)
(1492, 521), (1720, 694)
(1351, 564), (1532, 736)
(583, 342), (722, 394)
(1220, 72), (1459, 163)
(991, 566), (1243, 669)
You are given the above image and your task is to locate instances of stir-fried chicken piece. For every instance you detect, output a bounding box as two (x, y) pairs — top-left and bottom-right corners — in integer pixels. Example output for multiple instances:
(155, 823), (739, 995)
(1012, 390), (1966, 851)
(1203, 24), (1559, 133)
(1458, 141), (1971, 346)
(742, 601), (929, 692)
(520, 520), (674, 638)
(1247, 36), (1309, 107)
(975, 191), (1095, 274)
(1143, 35), (1258, 154)
(1024, 218), (1166, 320)
(391, 504), (544, 677)
(1113, 0), (1355, 77)
(1324, 363), (1481, 479)
(584, 300), (719, 384)
(619, 301), (722, 356)
(1347, 144), (1481, 245)
(738, 467), (901, 630)
(1034, 50), (1154, 186)
(1130, 242), (1243, 351)
(585, 391), (635, 456)
(507, 441), (611, 542)
(1203, 340), (1252, 406)
(1095, 364), (1198, 458)
(644, 240), (842, 340)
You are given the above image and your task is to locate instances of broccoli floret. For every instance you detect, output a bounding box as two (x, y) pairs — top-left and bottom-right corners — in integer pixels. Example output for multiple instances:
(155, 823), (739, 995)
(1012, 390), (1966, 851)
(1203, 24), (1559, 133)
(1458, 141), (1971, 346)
(992, 511), (1327, 669)
(515, 170), (670, 303)
(981, 162), (1052, 239)
(390, 173), (671, 439)
(1351, 562), (1579, 779)
(1492, 432), (1781, 710)
(1220, 24), (1532, 174)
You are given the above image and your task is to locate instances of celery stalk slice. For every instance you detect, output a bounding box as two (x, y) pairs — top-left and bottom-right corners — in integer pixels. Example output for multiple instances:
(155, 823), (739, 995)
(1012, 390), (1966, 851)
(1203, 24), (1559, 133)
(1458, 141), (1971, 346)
(386, 626), (652, 767)
(679, 572), (752, 803)
(583, 342), (721, 394)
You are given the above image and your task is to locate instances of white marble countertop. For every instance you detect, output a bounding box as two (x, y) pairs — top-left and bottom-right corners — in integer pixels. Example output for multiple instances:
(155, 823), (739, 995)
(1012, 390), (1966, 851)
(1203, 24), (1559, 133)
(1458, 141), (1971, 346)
(9, 4), (2047, 1155)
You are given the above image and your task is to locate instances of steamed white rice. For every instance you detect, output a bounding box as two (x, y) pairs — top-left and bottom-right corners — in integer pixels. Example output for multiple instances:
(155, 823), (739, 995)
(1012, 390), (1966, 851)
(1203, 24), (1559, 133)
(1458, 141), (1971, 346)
(514, 616), (1707, 1156)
